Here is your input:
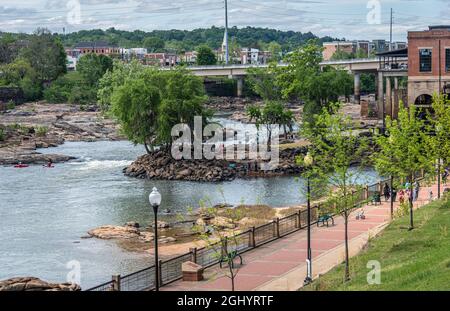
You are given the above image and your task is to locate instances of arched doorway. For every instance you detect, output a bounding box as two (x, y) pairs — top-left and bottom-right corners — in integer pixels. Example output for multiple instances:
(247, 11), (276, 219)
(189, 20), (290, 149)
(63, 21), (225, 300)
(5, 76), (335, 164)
(414, 94), (432, 106)
(414, 94), (433, 120)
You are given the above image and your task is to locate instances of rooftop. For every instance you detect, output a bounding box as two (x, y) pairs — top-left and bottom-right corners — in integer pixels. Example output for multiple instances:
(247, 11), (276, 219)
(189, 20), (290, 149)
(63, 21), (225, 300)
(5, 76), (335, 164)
(74, 41), (118, 48)
(429, 25), (450, 31)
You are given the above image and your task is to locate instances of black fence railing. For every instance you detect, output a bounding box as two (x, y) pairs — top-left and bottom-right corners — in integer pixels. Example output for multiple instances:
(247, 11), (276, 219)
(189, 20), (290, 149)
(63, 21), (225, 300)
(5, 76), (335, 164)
(86, 173), (427, 291)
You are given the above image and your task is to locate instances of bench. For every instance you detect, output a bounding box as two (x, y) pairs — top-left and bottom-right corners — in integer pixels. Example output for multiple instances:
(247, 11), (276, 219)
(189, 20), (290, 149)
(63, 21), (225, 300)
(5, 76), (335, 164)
(219, 250), (243, 269)
(317, 214), (335, 227)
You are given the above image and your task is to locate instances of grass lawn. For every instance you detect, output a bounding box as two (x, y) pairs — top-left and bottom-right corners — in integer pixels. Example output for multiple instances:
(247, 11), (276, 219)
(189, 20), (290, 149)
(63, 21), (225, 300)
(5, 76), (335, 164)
(304, 198), (450, 291)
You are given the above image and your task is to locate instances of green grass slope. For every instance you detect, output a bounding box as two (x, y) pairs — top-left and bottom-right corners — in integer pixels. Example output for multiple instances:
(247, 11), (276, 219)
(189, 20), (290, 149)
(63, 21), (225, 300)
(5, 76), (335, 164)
(305, 199), (450, 291)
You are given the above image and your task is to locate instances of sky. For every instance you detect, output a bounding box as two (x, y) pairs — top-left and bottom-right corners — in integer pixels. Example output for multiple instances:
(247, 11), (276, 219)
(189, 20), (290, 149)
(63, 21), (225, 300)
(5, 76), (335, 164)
(0, 0), (449, 41)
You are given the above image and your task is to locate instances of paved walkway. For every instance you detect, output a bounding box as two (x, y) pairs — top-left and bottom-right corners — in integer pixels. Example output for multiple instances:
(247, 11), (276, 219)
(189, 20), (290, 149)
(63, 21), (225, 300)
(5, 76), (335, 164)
(163, 182), (441, 291)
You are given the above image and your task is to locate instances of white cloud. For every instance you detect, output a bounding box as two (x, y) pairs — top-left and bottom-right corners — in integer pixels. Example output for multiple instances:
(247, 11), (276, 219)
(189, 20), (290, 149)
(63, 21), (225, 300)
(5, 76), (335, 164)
(0, 0), (446, 41)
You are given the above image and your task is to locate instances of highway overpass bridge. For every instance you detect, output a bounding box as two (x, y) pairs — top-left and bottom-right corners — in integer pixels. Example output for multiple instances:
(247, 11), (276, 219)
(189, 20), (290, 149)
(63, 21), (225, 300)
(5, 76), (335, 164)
(183, 57), (407, 103)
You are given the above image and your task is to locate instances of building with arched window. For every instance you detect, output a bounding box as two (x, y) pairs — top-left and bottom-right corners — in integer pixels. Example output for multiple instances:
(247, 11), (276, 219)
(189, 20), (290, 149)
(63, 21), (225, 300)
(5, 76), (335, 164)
(408, 26), (450, 108)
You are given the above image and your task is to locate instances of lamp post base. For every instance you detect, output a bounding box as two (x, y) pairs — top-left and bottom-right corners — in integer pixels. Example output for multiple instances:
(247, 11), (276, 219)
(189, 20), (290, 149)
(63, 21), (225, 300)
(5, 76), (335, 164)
(303, 277), (313, 287)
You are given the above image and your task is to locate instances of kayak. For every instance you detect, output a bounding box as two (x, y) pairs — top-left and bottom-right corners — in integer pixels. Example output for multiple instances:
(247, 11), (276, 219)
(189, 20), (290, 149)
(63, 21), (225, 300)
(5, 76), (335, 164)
(14, 164), (29, 168)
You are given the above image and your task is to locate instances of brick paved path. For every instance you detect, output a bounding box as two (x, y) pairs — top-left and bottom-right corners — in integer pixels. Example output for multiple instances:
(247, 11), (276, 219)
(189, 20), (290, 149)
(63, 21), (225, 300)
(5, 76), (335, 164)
(163, 182), (441, 291)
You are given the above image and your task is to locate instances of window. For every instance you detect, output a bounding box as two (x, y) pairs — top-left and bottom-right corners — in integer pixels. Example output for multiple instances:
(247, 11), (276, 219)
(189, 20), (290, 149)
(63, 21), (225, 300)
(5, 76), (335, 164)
(419, 49), (432, 72)
(446, 49), (450, 72)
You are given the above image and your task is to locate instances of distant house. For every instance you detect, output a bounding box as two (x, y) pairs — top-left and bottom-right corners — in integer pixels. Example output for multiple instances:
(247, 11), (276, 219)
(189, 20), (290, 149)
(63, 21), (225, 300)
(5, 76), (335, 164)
(74, 41), (120, 56)
(240, 48), (272, 65)
(145, 53), (178, 67)
(183, 51), (197, 64)
(65, 48), (82, 70)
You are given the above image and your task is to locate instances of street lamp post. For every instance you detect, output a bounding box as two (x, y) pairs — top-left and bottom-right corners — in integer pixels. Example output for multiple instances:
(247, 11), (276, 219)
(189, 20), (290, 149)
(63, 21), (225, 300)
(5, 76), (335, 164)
(303, 153), (313, 286)
(149, 187), (162, 291)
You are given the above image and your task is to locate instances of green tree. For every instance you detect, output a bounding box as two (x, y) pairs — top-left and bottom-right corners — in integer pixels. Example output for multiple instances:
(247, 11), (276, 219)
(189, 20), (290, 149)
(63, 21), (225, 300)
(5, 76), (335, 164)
(155, 69), (211, 147)
(373, 103), (433, 230)
(247, 101), (294, 144)
(142, 36), (165, 52)
(330, 50), (353, 60)
(21, 28), (67, 83)
(108, 65), (210, 152)
(196, 45), (217, 65)
(267, 41), (282, 62)
(111, 77), (160, 152)
(0, 34), (20, 64)
(246, 64), (282, 101)
(302, 103), (369, 281)
(97, 60), (145, 111)
(0, 58), (41, 101)
(275, 40), (353, 123)
(77, 53), (113, 86)
(428, 95), (450, 197)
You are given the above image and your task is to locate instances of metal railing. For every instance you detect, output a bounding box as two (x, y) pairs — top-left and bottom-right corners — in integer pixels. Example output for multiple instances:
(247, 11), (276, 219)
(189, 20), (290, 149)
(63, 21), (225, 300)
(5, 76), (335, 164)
(86, 173), (427, 291)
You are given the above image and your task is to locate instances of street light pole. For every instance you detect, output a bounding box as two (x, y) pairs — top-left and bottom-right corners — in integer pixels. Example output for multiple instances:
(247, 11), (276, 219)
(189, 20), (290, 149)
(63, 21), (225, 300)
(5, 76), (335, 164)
(304, 176), (312, 286)
(303, 153), (313, 286)
(224, 0), (229, 65)
(149, 187), (162, 291)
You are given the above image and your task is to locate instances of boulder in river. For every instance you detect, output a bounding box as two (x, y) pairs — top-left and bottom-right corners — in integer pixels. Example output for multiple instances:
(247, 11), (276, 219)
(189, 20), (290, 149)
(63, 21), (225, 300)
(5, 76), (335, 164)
(87, 225), (140, 239)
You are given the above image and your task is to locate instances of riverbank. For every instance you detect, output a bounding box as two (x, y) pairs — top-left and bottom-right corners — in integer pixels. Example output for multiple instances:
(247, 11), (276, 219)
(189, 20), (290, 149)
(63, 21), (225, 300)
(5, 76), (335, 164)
(0, 102), (122, 165)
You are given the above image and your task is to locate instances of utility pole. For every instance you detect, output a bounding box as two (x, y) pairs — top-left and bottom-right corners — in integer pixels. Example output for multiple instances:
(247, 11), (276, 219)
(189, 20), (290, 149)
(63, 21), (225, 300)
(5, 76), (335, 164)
(389, 8), (393, 51)
(224, 0), (229, 65)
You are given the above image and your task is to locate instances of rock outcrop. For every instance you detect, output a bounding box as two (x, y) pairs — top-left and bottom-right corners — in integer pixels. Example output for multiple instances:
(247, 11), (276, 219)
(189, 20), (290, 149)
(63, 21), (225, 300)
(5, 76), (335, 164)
(0, 277), (81, 291)
(87, 222), (176, 244)
(124, 148), (307, 182)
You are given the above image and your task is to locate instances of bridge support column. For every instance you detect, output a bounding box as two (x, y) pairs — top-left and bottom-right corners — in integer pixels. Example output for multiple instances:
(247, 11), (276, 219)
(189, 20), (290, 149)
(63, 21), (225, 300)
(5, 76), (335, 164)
(236, 77), (244, 97)
(377, 72), (385, 121)
(394, 77), (399, 90)
(386, 77), (392, 118)
(354, 72), (361, 105)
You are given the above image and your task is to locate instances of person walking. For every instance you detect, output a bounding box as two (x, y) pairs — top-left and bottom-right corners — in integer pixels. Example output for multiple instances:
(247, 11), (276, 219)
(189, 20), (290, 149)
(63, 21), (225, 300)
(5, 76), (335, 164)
(392, 186), (397, 202)
(383, 183), (390, 202)
(413, 181), (420, 202)
(443, 168), (449, 185)
(399, 189), (405, 205)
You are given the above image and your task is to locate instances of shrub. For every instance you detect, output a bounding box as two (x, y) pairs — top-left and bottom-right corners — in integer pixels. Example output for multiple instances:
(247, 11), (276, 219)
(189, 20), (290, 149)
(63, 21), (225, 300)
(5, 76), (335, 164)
(43, 75), (73, 103)
(36, 126), (48, 137)
(6, 100), (15, 110)
(68, 85), (97, 105)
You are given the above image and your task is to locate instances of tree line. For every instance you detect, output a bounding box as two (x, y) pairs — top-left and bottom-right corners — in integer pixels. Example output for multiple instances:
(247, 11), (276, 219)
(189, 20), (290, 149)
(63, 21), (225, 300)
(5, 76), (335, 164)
(60, 26), (337, 54)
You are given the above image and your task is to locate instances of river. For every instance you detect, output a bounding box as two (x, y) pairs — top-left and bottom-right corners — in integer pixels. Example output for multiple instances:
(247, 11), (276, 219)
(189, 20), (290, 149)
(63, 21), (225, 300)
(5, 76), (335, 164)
(0, 140), (380, 289)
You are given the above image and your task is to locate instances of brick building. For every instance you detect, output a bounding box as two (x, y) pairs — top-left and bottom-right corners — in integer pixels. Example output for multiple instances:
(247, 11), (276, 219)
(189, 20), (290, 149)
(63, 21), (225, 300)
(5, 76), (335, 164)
(407, 25), (450, 105)
(74, 41), (120, 56)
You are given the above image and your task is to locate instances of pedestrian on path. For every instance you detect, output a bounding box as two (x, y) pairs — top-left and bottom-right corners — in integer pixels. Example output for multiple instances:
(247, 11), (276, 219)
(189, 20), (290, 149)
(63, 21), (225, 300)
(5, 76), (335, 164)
(429, 190), (433, 203)
(413, 181), (420, 202)
(392, 186), (397, 202)
(383, 183), (390, 201)
(399, 189), (406, 204)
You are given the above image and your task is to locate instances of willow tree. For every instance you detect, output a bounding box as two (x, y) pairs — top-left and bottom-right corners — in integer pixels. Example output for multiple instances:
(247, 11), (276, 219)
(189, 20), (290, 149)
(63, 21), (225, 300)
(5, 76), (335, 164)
(109, 66), (211, 153)
(301, 103), (368, 282)
(373, 103), (433, 230)
(111, 77), (160, 153)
